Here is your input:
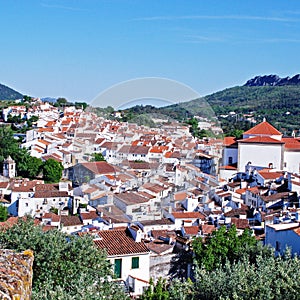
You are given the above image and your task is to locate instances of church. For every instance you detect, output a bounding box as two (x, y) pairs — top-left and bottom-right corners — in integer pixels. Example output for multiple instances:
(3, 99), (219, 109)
(222, 119), (300, 175)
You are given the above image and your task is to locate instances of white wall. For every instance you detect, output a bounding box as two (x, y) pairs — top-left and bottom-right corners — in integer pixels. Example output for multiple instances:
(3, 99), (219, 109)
(223, 147), (238, 165)
(265, 224), (300, 255)
(238, 143), (283, 172)
(284, 151), (300, 174)
(110, 253), (150, 294)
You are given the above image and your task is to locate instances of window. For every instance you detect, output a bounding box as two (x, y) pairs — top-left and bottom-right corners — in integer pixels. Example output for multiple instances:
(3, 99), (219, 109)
(131, 257), (139, 269)
(228, 156), (233, 164)
(276, 241), (281, 252)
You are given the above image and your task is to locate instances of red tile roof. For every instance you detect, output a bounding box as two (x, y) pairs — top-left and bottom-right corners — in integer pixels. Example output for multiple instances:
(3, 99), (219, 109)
(201, 224), (216, 235)
(223, 137), (238, 147)
(283, 137), (300, 150)
(80, 211), (99, 220)
(172, 211), (206, 220)
(81, 161), (116, 174)
(244, 121), (282, 136)
(231, 218), (250, 229)
(184, 226), (199, 235)
(239, 136), (284, 144)
(93, 229), (150, 256)
(61, 215), (82, 227)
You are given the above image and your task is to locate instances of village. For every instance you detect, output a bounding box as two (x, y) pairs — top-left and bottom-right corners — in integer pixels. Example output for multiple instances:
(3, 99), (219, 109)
(1, 99), (300, 297)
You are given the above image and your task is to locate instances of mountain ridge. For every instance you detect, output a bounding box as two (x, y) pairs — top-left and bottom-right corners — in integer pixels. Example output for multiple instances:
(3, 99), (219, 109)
(244, 74), (300, 87)
(0, 83), (23, 100)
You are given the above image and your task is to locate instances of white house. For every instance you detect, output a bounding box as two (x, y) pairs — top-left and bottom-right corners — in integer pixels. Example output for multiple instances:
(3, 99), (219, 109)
(93, 228), (150, 296)
(222, 120), (300, 174)
(265, 222), (300, 255)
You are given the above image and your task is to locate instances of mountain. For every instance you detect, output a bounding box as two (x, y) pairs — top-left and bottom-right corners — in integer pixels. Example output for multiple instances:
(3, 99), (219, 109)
(41, 97), (57, 103)
(244, 74), (300, 86)
(121, 77), (300, 136)
(0, 83), (23, 100)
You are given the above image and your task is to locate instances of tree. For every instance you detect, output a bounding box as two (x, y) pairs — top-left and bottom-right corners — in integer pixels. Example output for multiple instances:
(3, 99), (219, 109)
(0, 126), (20, 163)
(192, 225), (260, 271)
(91, 153), (106, 162)
(75, 102), (88, 110)
(42, 158), (64, 183)
(0, 205), (8, 222)
(0, 218), (129, 300)
(193, 249), (300, 300)
(141, 278), (169, 300)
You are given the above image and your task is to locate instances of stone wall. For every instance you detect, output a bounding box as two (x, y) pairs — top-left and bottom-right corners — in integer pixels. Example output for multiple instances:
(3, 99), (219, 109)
(0, 249), (34, 300)
(150, 252), (176, 282)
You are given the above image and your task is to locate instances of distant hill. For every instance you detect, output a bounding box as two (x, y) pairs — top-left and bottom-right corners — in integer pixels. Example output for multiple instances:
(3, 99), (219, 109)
(0, 83), (23, 100)
(244, 74), (300, 86)
(121, 76), (300, 136)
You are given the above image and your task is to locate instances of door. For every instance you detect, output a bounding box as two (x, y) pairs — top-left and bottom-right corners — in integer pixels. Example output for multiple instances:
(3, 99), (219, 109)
(114, 258), (122, 279)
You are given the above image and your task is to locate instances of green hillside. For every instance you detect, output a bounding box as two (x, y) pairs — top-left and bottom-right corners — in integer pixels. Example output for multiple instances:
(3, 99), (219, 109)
(0, 83), (23, 100)
(121, 85), (300, 136)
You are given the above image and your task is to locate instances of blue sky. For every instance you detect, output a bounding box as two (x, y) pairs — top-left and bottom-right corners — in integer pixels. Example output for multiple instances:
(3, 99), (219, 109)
(1, 0), (300, 107)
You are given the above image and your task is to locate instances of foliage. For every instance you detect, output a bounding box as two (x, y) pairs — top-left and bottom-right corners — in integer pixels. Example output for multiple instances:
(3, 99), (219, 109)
(0, 126), (20, 163)
(0, 126), (43, 178)
(141, 278), (170, 300)
(0, 205), (8, 222)
(117, 85), (300, 136)
(17, 154), (43, 179)
(192, 225), (261, 271)
(142, 227), (300, 300)
(193, 250), (300, 300)
(75, 101), (88, 110)
(91, 152), (106, 161)
(0, 218), (129, 300)
(42, 158), (64, 183)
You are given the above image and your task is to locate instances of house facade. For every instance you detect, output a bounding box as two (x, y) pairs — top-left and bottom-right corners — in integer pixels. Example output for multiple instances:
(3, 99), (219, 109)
(93, 228), (150, 296)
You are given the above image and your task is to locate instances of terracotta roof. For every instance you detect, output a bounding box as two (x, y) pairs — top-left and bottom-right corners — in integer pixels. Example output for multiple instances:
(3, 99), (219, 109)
(174, 191), (188, 201)
(42, 212), (60, 223)
(184, 226), (199, 236)
(283, 137), (300, 150)
(119, 145), (150, 155)
(100, 142), (119, 150)
(201, 224), (216, 235)
(239, 136), (284, 144)
(81, 161), (116, 174)
(224, 208), (247, 217)
(293, 226), (300, 236)
(93, 229), (150, 256)
(146, 241), (173, 255)
(219, 164), (237, 170)
(114, 192), (150, 205)
(172, 211), (206, 220)
(244, 121), (282, 136)
(61, 215), (82, 227)
(150, 146), (168, 153)
(34, 191), (69, 198)
(231, 218), (250, 229)
(261, 192), (289, 203)
(0, 182), (9, 189)
(142, 183), (164, 194)
(80, 211), (99, 220)
(258, 171), (283, 180)
(140, 218), (174, 226)
(151, 229), (176, 240)
(127, 161), (151, 170)
(223, 137), (238, 147)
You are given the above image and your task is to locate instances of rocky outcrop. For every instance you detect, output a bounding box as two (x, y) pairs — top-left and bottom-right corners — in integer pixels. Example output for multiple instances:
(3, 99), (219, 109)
(0, 249), (34, 300)
(244, 74), (300, 86)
